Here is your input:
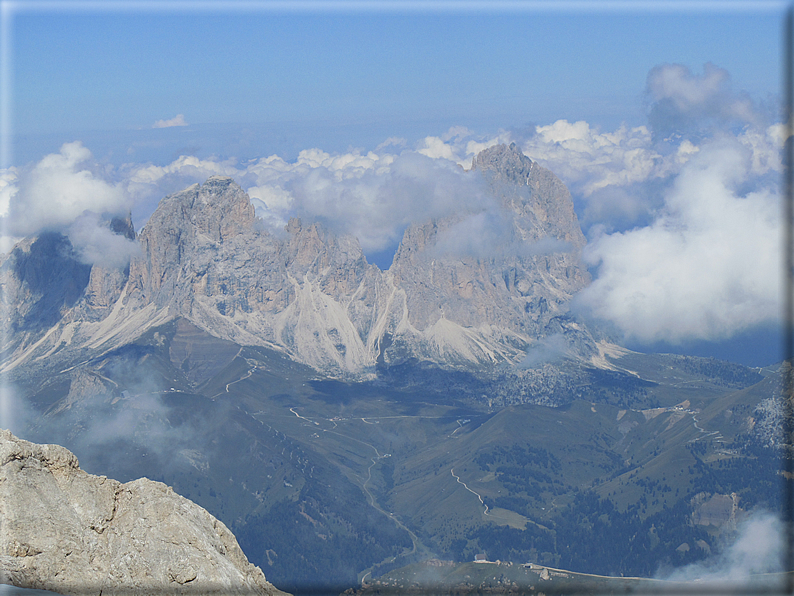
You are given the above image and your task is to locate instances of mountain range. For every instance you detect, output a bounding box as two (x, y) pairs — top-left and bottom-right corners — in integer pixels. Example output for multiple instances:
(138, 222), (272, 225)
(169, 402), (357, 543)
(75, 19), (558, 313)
(0, 144), (784, 593)
(1, 143), (596, 380)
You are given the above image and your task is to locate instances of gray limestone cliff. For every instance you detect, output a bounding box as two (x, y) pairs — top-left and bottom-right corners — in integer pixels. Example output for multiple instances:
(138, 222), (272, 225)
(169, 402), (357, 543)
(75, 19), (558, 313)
(384, 143), (591, 365)
(125, 176), (387, 372)
(0, 429), (287, 596)
(0, 214), (135, 354)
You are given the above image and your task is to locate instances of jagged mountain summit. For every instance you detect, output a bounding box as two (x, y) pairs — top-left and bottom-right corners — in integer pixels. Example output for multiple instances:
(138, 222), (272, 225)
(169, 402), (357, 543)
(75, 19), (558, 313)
(1, 144), (597, 378)
(0, 429), (287, 596)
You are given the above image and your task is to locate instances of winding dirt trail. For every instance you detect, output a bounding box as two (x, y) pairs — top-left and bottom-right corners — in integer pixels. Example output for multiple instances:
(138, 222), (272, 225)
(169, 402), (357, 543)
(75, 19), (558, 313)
(451, 468), (490, 516)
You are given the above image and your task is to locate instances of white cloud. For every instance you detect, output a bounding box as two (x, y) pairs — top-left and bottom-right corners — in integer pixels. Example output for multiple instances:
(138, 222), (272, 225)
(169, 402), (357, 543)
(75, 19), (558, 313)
(246, 185), (293, 229)
(0, 168), (20, 252)
(0, 167), (18, 217)
(441, 125), (472, 142)
(416, 126), (511, 169)
(575, 139), (781, 343)
(126, 154), (240, 187)
(417, 135), (459, 162)
(658, 510), (783, 585)
(375, 137), (407, 151)
(67, 212), (141, 268)
(524, 120), (664, 197)
(646, 63), (760, 135)
(737, 123), (786, 176)
(284, 151), (488, 253)
(152, 114), (188, 128)
(0, 236), (20, 254)
(518, 110), (783, 236)
(0, 381), (36, 438)
(464, 133), (511, 165)
(497, 64), (776, 241)
(519, 333), (569, 368)
(0, 143), (142, 265)
(648, 62), (730, 112)
(294, 147), (391, 177)
(247, 184), (293, 212)
(5, 142), (128, 237)
(517, 120), (677, 232)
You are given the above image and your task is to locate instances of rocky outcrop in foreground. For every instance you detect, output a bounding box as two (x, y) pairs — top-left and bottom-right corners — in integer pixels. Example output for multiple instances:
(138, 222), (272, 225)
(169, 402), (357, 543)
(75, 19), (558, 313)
(0, 429), (287, 596)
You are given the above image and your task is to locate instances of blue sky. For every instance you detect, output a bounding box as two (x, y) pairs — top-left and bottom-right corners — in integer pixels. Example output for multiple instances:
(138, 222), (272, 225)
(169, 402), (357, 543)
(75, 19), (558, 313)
(0, 1), (789, 366)
(6, 2), (784, 162)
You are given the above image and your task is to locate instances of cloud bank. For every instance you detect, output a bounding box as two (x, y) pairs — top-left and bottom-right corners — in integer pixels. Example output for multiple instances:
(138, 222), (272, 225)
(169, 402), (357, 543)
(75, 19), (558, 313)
(3, 142), (128, 237)
(575, 139), (781, 343)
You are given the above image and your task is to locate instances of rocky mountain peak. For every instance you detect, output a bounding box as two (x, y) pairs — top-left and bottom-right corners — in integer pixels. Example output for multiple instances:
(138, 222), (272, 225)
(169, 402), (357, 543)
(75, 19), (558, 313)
(384, 143), (591, 356)
(202, 174), (236, 188)
(471, 142), (534, 185)
(141, 177), (256, 245)
(109, 212), (136, 241)
(193, 176), (256, 241)
(285, 217), (302, 234)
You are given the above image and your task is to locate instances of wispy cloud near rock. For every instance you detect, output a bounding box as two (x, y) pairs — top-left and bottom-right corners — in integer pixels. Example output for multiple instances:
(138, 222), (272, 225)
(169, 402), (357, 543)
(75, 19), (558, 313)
(2, 142), (128, 237)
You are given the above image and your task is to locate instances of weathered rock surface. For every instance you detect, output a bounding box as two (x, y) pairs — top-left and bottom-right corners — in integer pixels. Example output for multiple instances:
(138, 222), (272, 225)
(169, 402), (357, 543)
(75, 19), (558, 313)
(0, 144), (598, 377)
(385, 143), (591, 365)
(125, 176), (388, 372)
(0, 429), (287, 596)
(0, 233), (92, 344)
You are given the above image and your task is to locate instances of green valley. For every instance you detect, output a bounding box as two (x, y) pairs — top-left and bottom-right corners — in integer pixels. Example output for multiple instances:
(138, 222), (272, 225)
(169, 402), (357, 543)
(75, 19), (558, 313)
(12, 317), (784, 592)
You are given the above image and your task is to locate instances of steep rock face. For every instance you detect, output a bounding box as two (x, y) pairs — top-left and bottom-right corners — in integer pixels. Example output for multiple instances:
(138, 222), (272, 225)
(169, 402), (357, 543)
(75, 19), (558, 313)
(127, 177), (261, 309)
(0, 429), (287, 596)
(0, 233), (92, 342)
(0, 214), (136, 359)
(126, 177), (388, 372)
(79, 215), (138, 323)
(2, 146), (596, 376)
(383, 143), (591, 365)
